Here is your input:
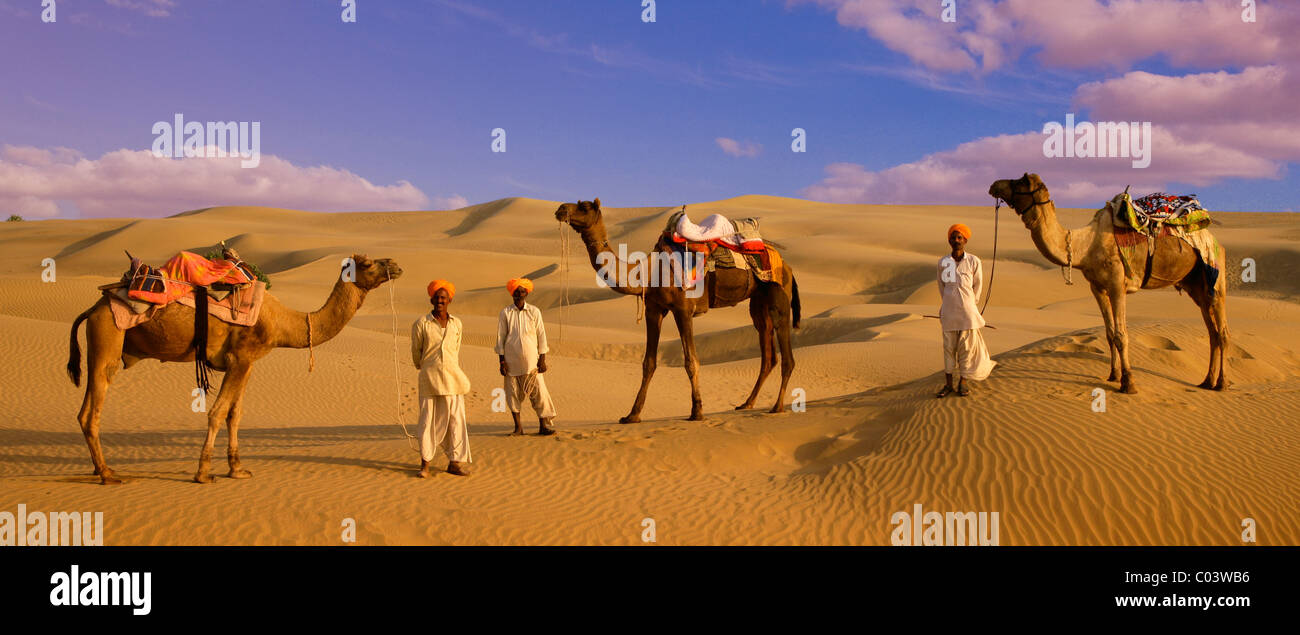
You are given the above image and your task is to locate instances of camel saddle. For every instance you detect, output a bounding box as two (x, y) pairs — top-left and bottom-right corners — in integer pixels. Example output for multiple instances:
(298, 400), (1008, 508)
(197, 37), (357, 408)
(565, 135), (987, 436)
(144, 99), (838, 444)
(661, 209), (782, 284)
(1114, 191), (1212, 236)
(101, 248), (265, 393)
(1107, 192), (1222, 296)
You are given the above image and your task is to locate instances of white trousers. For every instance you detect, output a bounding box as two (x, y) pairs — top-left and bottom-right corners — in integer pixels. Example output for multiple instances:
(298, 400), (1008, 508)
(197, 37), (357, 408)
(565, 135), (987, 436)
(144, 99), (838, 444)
(943, 329), (996, 381)
(417, 395), (472, 463)
(505, 372), (557, 419)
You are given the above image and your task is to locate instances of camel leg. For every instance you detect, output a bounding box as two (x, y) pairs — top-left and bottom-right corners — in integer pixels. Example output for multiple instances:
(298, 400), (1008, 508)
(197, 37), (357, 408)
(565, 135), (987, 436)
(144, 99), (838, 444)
(768, 286), (796, 414)
(621, 303), (666, 424)
(222, 362), (255, 479)
(671, 307), (705, 421)
(1108, 286), (1137, 394)
(1211, 288), (1228, 390)
(78, 313), (123, 485)
(195, 369), (240, 483)
(737, 297), (776, 410)
(1188, 273), (1229, 391)
(1089, 281), (1121, 382)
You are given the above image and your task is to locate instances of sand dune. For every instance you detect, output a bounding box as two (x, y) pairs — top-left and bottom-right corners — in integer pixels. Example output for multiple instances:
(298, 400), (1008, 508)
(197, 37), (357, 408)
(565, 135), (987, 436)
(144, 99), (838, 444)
(0, 197), (1297, 545)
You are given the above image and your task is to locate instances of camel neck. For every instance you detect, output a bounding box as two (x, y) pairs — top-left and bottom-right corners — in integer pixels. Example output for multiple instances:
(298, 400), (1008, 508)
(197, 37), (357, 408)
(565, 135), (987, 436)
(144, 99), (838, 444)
(279, 279), (366, 349)
(578, 224), (645, 296)
(1027, 201), (1080, 268)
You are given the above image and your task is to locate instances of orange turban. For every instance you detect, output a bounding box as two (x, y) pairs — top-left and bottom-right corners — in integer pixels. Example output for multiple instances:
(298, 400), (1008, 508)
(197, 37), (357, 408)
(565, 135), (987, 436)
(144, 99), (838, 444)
(507, 278), (534, 295)
(427, 279), (455, 299)
(947, 223), (971, 241)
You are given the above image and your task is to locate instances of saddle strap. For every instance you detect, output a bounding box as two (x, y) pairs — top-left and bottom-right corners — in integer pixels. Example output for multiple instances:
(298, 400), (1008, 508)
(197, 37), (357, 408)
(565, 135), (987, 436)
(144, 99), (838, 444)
(193, 285), (212, 393)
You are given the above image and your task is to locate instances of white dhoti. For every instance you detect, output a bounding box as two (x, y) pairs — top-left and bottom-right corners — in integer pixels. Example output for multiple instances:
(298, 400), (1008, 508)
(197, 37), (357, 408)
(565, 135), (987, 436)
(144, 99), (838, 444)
(505, 371), (557, 419)
(416, 395), (472, 463)
(943, 329), (996, 381)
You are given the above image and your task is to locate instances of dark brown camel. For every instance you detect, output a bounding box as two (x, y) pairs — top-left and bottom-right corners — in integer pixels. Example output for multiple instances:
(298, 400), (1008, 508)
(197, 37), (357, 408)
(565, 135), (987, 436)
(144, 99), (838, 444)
(67, 255), (402, 484)
(556, 199), (800, 422)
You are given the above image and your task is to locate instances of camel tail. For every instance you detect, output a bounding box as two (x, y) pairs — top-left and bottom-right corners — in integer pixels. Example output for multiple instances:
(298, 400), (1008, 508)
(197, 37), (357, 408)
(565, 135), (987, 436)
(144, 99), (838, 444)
(790, 274), (802, 330)
(68, 307), (93, 387)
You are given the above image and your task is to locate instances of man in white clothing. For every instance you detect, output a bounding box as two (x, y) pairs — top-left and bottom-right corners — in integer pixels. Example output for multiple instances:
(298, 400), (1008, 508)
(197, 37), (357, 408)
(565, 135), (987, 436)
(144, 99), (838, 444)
(936, 223), (996, 397)
(495, 277), (557, 436)
(412, 279), (473, 477)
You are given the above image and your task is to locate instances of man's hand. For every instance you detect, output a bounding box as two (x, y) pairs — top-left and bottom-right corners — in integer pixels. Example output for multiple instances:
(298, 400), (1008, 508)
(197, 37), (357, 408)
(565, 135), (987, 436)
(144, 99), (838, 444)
(537, 355), (548, 374)
(498, 358), (509, 376)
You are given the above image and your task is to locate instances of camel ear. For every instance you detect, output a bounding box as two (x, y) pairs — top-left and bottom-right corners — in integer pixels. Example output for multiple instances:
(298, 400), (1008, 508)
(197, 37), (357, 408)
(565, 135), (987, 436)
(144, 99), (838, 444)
(592, 198), (601, 209)
(355, 254), (372, 266)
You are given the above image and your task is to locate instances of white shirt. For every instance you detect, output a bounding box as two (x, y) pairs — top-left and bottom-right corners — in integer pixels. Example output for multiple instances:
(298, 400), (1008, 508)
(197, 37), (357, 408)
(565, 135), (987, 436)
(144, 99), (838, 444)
(411, 313), (471, 396)
(494, 302), (548, 376)
(937, 253), (986, 332)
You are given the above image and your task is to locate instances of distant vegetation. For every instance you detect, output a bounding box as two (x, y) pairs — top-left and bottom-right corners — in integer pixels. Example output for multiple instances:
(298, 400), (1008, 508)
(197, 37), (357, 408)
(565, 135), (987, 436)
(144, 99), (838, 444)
(6, 215), (22, 222)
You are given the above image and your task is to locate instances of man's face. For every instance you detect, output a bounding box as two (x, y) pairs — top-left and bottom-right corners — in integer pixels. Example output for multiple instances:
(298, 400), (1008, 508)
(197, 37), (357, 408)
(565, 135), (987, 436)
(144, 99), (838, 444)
(513, 287), (529, 304)
(432, 288), (452, 312)
(948, 231), (968, 250)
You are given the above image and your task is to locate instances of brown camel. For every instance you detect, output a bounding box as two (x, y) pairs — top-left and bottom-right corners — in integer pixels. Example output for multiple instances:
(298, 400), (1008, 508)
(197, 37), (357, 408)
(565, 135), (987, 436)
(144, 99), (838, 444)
(555, 199), (800, 422)
(989, 173), (1227, 393)
(67, 254), (402, 484)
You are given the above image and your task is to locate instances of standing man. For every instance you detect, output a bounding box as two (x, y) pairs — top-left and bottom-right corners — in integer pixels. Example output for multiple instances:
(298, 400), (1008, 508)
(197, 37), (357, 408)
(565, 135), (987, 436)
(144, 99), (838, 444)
(495, 278), (557, 436)
(411, 280), (473, 477)
(936, 224), (996, 397)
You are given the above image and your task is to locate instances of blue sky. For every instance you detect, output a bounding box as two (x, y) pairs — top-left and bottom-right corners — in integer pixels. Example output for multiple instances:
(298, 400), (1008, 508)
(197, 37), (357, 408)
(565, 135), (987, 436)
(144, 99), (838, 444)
(2, 0), (1296, 217)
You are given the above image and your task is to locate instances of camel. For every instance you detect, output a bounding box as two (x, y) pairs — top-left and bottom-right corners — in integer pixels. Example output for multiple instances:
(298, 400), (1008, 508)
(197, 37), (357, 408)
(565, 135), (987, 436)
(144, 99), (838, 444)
(989, 173), (1227, 393)
(67, 254), (402, 484)
(555, 199), (800, 422)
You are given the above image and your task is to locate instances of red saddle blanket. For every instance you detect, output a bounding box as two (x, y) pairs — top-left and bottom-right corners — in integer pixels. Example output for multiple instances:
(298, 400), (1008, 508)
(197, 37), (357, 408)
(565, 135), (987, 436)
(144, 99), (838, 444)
(127, 251), (256, 305)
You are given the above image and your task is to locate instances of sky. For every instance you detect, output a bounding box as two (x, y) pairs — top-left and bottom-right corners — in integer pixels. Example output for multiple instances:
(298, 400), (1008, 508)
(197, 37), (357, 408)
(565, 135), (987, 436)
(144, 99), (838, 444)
(1, 0), (1296, 218)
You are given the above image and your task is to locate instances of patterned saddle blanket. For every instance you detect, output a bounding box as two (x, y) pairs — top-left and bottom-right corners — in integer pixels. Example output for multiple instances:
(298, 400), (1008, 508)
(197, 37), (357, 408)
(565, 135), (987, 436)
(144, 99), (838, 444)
(660, 209), (783, 283)
(1117, 192), (1212, 235)
(125, 251), (257, 306)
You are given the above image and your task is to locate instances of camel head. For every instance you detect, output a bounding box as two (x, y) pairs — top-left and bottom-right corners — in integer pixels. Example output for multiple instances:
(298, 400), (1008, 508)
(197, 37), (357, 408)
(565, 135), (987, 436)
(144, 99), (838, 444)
(346, 254), (403, 290)
(554, 198), (603, 232)
(989, 173), (1052, 228)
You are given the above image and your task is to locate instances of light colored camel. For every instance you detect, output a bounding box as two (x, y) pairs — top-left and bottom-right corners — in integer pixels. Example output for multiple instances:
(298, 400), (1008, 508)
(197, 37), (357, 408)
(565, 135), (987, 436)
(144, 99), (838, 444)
(555, 199), (801, 422)
(67, 254), (402, 484)
(989, 174), (1227, 393)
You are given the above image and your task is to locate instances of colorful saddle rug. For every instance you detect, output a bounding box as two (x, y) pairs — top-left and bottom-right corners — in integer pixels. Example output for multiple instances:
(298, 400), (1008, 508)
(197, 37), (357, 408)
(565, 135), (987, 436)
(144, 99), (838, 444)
(126, 251), (257, 305)
(1118, 192), (1212, 235)
(1107, 193), (1222, 297)
(662, 209), (779, 282)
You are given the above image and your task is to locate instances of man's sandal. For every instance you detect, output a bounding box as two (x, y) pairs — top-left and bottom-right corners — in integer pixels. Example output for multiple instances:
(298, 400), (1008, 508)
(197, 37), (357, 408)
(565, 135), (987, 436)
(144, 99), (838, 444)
(936, 385), (954, 398)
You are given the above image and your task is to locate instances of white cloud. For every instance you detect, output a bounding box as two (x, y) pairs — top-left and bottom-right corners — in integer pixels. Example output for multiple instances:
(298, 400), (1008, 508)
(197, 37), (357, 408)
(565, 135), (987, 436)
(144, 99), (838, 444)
(0, 146), (440, 219)
(715, 137), (763, 158)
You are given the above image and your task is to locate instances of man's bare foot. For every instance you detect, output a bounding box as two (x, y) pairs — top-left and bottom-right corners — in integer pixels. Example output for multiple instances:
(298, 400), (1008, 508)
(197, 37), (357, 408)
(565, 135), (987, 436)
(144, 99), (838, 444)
(416, 468), (432, 479)
(538, 419), (556, 436)
(446, 461), (471, 476)
(510, 427), (526, 436)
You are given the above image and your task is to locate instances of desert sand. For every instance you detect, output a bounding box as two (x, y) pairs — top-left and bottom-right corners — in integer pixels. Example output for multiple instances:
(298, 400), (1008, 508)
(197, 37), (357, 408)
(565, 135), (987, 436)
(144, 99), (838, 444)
(1, 196), (1297, 545)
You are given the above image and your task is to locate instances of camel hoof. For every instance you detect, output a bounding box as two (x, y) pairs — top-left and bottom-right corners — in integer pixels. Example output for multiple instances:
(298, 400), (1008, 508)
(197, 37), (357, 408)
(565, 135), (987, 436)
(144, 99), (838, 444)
(687, 414), (705, 422)
(1197, 380), (1214, 390)
(1106, 372), (1119, 382)
(193, 472), (214, 484)
(768, 405), (785, 414)
(735, 402), (754, 410)
(99, 470), (123, 485)
(1214, 381), (1227, 391)
(227, 468), (253, 479)
(1120, 383), (1138, 395)
(618, 416), (640, 425)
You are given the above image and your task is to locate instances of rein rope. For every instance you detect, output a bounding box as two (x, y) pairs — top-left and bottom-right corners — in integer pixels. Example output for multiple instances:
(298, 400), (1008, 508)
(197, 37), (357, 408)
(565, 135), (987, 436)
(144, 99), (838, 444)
(306, 313), (315, 372)
(386, 265), (419, 454)
(1009, 183), (1073, 285)
(980, 197), (1000, 315)
(558, 221), (572, 342)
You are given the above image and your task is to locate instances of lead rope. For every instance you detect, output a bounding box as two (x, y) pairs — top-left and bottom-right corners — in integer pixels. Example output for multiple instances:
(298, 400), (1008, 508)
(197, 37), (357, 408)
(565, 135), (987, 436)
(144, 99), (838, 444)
(1062, 229), (1075, 285)
(980, 198), (1000, 315)
(558, 222), (571, 343)
(307, 313), (315, 372)
(387, 266), (419, 454)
